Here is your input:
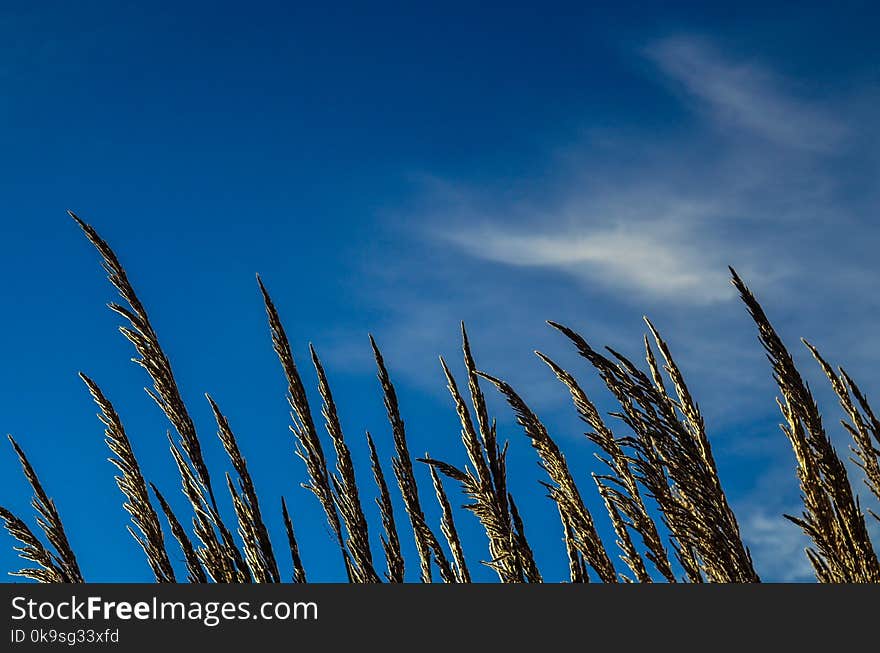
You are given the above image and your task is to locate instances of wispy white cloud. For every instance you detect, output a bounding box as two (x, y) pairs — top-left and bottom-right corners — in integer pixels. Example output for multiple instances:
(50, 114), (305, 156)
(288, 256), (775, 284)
(445, 220), (734, 304)
(739, 506), (815, 582)
(647, 36), (846, 152)
(418, 35), (859, 306)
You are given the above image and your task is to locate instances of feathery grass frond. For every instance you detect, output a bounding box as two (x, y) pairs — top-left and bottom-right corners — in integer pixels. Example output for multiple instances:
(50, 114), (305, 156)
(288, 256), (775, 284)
(594, 474), (650, 582)
(257, 275), (352, 581)
(80, 373), (175, 582)
(164, 434), (245, 582)
(73, 215), (209, 492)
(150, 483), (207, 583)
(558, 504), (588, 584)
(507, 493), (542, 582)
(208, 395), (279, 583)
(370, 335), (455, 583)
(367, 432), (405, 582)
(476, 371), (617, 583)
(280, 497), (307, 583)
(0, 506), (71, 583)
(436, 352), (526, 582)
(311, 345), (380, 583)
(428, 461), (471, 583)
(803, 342), (880, 515)
(4, 436), (82, 583)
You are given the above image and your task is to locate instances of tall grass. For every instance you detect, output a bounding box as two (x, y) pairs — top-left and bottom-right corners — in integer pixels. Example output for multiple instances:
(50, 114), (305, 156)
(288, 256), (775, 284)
(2, 214), (879, 583)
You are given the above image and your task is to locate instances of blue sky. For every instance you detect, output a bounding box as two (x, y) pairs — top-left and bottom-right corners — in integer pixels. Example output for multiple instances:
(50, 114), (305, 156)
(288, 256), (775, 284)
(1, 1), (879, 582)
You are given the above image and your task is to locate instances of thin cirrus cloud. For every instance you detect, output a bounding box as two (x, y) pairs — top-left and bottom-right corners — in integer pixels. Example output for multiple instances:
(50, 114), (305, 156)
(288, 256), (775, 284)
(646, 36), (847, 152)
(738, 506), (815, 582)
(431, 35), (853, 307)
(446, 221), (735, 305)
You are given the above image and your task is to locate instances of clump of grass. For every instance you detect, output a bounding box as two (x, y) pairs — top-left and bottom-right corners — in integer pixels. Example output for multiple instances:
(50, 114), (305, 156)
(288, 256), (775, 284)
(731, 268), (879, 582)
(544, 318), (758, 583)
(475, 369), (618, 583)
(420, 325), (539, 583)
(536, 350), (674, 582)
(2, 214), (880, 583)
(71, 212), (247, 583)
(0, 436), (82, 583)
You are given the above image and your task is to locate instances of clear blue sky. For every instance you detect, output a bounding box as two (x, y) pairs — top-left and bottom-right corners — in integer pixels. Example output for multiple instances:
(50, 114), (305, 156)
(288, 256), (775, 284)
(2, 1), (879, 582)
